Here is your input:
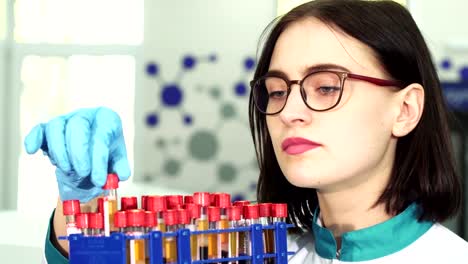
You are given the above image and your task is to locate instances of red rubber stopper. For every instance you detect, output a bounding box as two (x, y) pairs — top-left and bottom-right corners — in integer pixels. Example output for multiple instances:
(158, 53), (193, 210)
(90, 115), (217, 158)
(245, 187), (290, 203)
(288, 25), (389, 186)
(243, 204), (259, 220)
(227, 206), (242, 221)
(258, 203), (272, 217)
(145, 211), (157, 227)
(121, 196), (138, 211)
(272, 203), (288, 218)
(102, 173), (119, 190)
(126, 209), (145, 227)
(193, 192), (211, 207)
(214, 193), (231, 208)
(63, 200), (81, 216)
(88, 213), (104, 229)
(208, 206), (221, 222)
(147, 195), (167, 212)
(163, 210), (178, 226)
(76, 213), (88, 229)
(114, 211), (127, 228)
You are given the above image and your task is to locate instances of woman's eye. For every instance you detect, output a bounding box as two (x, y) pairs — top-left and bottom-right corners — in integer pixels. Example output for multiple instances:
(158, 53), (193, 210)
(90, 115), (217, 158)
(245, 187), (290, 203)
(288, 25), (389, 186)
(269, 90), (287, 98)
(318, 86), (340, 95)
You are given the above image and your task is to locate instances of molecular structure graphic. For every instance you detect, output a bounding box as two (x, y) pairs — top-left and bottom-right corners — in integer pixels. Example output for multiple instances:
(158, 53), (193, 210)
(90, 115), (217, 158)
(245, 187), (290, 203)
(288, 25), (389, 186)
(144, 54), (258, 201)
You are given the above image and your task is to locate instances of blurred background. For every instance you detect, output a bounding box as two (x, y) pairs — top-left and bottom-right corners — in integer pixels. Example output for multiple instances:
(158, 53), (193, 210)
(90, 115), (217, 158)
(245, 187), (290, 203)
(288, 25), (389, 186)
(0, 0), (467, 261)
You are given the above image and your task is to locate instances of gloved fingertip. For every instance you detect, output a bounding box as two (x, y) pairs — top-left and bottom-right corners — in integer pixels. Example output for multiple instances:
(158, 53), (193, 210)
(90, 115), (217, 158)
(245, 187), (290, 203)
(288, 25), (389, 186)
(113, 161), (131, 181)
(91, 171), (107, 188)
(24, 124), (44, 154)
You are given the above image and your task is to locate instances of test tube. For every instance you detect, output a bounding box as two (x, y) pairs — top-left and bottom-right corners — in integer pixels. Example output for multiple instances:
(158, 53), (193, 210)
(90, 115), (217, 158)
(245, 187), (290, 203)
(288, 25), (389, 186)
(121, 196), (138, 211)
(185, 203), (200, 260)
(88, 212), (104, 236)
(114, 211), (127, 233)
(233, 200), (250, 263)
(241, 204), (260, 264)
(126, 209), (146, 264)
(194, 192), (210, 260)
(214, 193), (231, 258)
(102, 173), (119, 236)
(145, 211), (157, 264)
(227, 206), (242, 263)
(163, 210), (179, 264)
(62, 200), (81, 236)
(76, 213), (90, 236)
(258, 203), (274, 264)
(147, 195), (167, 232)
(208, 206), (222, 260)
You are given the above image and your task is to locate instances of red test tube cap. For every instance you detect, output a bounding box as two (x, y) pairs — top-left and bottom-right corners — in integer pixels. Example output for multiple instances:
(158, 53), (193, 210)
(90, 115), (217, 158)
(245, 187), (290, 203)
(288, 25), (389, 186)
(227, 206), (242, 221)
(145, 211), (157, 228)
(163, 210), (178, 226)
(103, 173), (119, 190)
(114, 211), (127, 228)
(183, 195), (193, 204)
(127, 209), (145, 227)
(63, 200), (81, 216)
(243, 204), (260, 220)
(185, 203), (201, 219)
(166, 195), (183, 209)
(76, 213), (89, 229)
(121, 196), (138, 211)
(177, 209), (190, 225)
(147, 195), (167, 212)
(233, 200), (250, 207)
(258, 203), (272, 217)
(88, 213), (104, 229)
(214, 193), (231, 208)
(194, 192), (211, 207)
(208, 206), (221, 222)
(272, 203), (288, 218)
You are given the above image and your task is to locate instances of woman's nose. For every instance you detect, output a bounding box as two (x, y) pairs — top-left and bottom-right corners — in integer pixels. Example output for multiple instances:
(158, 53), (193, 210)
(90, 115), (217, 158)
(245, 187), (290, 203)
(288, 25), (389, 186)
(278, 84), (312, 125)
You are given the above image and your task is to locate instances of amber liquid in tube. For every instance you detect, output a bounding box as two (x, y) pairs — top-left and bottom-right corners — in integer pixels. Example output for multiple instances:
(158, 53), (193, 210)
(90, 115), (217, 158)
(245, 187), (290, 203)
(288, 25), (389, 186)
(164, 224), (177, 264)
(219, 215), (229, 258)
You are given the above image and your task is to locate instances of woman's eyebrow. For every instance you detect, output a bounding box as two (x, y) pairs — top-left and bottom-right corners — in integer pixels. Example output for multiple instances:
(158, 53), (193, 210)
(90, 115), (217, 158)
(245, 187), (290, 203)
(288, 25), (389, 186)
(301, 63), (351, 75)
(266, 63), (352, 78)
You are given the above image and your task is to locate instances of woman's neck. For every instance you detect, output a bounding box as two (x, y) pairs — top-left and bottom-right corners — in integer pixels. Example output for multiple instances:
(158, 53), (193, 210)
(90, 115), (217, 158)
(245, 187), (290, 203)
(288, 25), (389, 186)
(317, 190), (392, 238)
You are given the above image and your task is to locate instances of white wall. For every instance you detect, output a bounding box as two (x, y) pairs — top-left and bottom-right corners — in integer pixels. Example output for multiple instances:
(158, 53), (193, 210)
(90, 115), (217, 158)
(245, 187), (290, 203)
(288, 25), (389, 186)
(135, 0), (276, 200)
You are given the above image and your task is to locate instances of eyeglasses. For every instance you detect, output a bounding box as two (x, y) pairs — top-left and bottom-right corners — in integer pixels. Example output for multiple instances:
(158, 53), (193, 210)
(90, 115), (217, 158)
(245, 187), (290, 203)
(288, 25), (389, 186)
(250, 70), (404, 115)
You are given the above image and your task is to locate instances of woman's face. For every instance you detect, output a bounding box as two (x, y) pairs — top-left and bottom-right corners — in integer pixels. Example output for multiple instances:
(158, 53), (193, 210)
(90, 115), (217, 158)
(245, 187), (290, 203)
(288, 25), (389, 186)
(267, 18), (399, 192)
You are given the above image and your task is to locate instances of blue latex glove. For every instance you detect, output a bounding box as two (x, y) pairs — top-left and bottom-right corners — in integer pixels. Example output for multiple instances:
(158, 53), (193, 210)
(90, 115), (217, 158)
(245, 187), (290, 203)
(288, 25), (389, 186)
(24, 107), (131, 203)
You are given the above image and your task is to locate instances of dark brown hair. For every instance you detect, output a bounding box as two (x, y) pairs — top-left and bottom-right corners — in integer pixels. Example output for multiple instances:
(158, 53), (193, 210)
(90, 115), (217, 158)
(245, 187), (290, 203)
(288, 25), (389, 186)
(249, 0), (461, 232)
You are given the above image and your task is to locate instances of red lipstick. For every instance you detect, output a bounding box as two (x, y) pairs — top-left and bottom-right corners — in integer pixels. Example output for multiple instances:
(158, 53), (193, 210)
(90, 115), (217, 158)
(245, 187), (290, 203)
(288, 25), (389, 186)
(281, 137), (321, 155)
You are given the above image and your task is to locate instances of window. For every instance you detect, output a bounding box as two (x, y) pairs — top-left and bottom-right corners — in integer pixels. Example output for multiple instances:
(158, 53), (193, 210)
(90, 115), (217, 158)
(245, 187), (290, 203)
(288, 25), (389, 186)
(1, 0), (143, 212)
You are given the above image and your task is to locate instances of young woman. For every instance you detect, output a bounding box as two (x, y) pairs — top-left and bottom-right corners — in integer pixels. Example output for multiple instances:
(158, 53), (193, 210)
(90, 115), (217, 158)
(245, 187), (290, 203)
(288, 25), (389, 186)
(25, 0), (468, 263)
(250, 0), (468, 262)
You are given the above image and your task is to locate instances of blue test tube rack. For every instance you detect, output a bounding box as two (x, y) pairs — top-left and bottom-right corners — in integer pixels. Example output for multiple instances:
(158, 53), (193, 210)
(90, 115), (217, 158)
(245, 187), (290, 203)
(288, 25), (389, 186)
(60, 222), (295, 264)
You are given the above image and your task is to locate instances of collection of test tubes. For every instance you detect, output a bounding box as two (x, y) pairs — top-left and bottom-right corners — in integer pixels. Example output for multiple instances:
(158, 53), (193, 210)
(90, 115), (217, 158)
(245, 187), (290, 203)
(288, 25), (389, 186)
(62, 174), (289, 264)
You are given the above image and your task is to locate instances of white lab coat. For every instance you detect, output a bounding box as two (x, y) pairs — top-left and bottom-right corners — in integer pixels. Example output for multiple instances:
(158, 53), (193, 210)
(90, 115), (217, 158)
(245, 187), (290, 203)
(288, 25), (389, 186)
(287, 222), (468, 263)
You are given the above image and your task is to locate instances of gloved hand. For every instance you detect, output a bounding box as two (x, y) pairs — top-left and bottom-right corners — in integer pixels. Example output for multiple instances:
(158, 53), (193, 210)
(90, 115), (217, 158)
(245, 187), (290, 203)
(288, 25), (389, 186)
(24, 107), (131, 203)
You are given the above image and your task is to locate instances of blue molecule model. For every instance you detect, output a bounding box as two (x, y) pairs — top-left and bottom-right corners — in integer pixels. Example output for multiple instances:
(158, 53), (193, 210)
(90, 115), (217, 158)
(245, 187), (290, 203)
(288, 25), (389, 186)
(183, 55), (197, 70)
(146, 62), (159, 76)
(235, 82), (248, 96)
(441, 59), (452, 70)
(232, 193), (246, 202)
(161, 84), (183, 107)
(208, 54), (217, 62)
(183, 114), (193, 125)
(461, 67), (468, 81)
(146, 113), (159, 127)
(244, 57), (255, 71)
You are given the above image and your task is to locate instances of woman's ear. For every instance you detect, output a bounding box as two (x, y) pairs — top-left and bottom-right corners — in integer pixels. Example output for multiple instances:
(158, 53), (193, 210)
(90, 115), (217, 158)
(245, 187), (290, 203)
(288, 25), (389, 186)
(392, 83), (425, 137)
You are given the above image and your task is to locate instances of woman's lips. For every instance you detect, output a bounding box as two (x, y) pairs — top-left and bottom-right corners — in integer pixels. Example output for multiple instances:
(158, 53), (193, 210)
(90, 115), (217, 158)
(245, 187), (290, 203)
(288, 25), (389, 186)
(281, 137), (321, 155)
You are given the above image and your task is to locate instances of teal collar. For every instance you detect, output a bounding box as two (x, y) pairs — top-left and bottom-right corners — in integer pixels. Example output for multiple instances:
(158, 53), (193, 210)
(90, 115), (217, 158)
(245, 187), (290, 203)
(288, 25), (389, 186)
(312, 203), (433, 261)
